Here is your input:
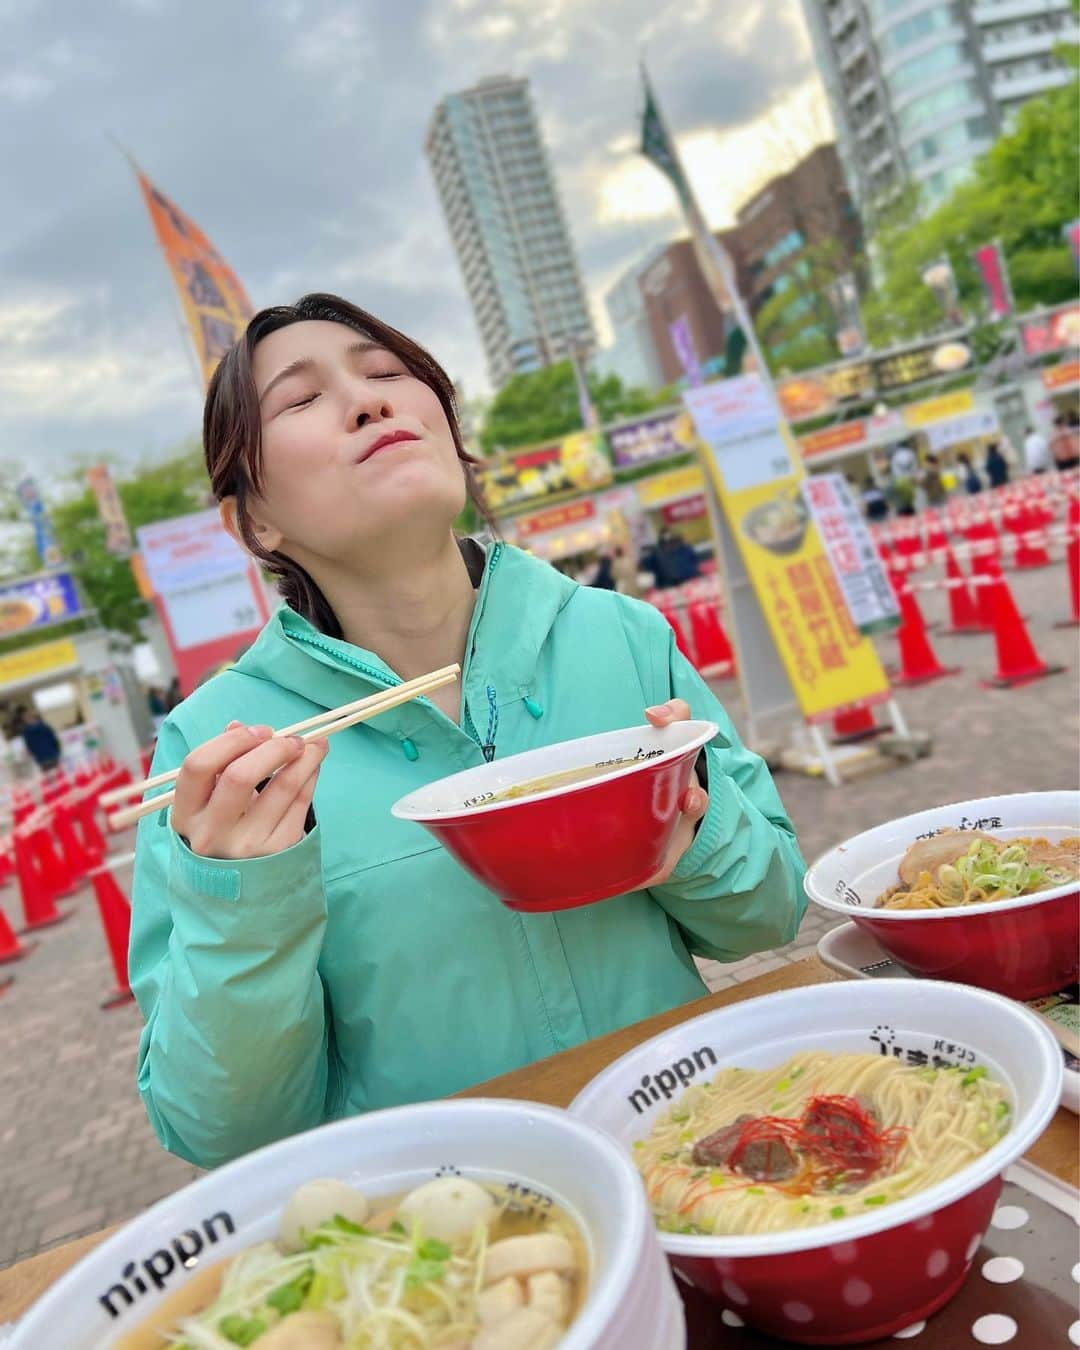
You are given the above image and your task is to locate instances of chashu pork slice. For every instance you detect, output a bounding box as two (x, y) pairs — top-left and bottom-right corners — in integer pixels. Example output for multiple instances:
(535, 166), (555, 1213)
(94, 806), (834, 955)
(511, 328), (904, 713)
(896, 829), (999, 887)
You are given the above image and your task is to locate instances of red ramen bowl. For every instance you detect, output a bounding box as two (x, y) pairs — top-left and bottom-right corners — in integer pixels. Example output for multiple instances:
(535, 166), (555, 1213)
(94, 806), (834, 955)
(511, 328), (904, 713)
(569, 979), (1062, 1345)
(391, 720), (717, 911)
(804, 792), (1079, 1001)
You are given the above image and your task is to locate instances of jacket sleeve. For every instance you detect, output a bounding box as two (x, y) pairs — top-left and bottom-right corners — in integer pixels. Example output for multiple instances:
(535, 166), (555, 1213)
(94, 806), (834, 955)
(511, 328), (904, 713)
(628, 602), (808, 961)
(129, 717), (331, 1169)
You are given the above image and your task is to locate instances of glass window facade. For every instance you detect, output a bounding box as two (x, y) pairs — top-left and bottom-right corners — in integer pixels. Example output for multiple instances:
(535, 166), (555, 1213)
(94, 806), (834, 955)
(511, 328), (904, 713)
(897, 79), (981, 135)
(905, 115), (992, 167)
(878, 6), (959, 59)
(887, 41), (968, 95)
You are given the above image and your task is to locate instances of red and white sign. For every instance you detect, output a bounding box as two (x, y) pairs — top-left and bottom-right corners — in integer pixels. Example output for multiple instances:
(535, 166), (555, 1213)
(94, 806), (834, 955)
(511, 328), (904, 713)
(136, 508), (248, 596)
(801, 474), (899, 636)
(155, 562), (270, 696)
(662, 494), (707, 524)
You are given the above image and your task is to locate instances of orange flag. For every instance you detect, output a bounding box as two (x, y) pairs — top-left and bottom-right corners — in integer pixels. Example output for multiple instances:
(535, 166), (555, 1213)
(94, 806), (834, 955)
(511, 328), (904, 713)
(136, 171), (253, 385)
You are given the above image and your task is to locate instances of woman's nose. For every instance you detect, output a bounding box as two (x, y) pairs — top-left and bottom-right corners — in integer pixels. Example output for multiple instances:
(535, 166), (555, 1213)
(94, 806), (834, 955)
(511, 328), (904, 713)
(350, 391), (393, 428)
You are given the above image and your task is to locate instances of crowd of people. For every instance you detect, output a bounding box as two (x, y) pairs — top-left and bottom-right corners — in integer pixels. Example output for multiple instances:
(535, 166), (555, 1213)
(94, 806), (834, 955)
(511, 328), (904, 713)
(559, 526), (704, 597)
(860, 410), (1079, 520)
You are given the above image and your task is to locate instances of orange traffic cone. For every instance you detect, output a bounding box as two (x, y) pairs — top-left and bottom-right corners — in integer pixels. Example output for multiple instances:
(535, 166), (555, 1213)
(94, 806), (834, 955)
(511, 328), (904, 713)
(89, 865), (135, 1008)
(14, 831), (69, 931)
(980, 576), (1065, 688)
(53, 801), (93, 888)
(74, 795), (106, 866)
(943, 548), (988, 635)
(831, 705), (880, 742)
(0, 902), (34, 963)
(31, 822), (78, 898)
(1055, 496), (1080, 629)
(891, 586), (959, 686)
(687, 601), (735, 678)
(1009, 500), (1052, 569)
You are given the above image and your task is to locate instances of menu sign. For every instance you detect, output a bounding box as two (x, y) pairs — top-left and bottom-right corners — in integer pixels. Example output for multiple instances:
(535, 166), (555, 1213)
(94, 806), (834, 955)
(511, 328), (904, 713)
(801, 475), (899, 636)
(478, 432), (612, 512)
(606, 409), (697, 468)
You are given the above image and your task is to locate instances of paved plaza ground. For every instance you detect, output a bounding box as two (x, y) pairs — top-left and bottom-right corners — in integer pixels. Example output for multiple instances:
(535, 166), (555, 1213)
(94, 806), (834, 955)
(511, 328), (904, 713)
(0, 560), (1076, 1271)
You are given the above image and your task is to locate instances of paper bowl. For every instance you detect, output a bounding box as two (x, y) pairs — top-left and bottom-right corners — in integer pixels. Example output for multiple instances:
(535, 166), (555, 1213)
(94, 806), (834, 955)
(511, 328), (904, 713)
(569, 979), (1062, 1345)
(391, 720), (717, 911)
(804, 792), (1080, 1000)
(12, 1099), (685, 1349)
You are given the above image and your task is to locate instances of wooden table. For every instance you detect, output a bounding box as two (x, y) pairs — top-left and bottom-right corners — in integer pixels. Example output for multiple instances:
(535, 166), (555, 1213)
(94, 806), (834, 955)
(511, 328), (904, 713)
(1, 958), (1075, 1327)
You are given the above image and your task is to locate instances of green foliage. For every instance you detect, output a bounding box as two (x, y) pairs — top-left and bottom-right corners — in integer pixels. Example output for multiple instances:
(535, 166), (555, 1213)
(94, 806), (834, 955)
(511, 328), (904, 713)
(864, 80), (1080, 346)
(478, 361), (671, 454)
(753, 238), (855, 374)
(51, 442), (211, 638)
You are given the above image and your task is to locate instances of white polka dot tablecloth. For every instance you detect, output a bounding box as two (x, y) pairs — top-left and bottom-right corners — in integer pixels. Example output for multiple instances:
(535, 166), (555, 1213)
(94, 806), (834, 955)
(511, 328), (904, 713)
(676, 1164), (1079, 1347)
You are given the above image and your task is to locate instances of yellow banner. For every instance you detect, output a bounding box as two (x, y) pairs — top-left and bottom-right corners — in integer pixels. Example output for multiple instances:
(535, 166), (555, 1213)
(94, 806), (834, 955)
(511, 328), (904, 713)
(635, 464), (705, 507)
(903, 389), (974, 428)
(0, 639), (79, 690)
(684, 379), (890, 723)
(137, 171), (253, 386)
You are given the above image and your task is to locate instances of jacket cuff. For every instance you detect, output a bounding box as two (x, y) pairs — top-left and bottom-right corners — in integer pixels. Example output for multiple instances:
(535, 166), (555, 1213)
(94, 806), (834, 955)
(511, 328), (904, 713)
(668, 754), (731, 883)
(169, 820), (323, 904)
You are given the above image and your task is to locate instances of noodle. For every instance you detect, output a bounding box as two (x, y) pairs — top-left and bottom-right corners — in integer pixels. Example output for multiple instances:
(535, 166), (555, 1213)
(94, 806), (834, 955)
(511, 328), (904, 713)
(636, 1052), (1009, 1236)
(877, 834), (1080, 911)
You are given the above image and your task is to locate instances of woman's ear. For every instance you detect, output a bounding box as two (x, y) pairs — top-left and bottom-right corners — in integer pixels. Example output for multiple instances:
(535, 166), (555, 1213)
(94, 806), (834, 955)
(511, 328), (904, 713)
(219, 496), (283, 553)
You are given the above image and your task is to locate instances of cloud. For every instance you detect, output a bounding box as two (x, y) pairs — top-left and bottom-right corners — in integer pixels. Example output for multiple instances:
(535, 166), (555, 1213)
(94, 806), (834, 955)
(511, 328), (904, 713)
(1, 0), (828, 469)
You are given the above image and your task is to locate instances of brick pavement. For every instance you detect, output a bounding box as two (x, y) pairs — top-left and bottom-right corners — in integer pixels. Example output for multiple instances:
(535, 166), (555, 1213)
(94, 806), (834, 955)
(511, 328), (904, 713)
(0, 562), (1076, 1272)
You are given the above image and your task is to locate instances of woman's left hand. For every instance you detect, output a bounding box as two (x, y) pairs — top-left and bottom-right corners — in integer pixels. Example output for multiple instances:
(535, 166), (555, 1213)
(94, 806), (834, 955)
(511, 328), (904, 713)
(643, 699), (709, 885)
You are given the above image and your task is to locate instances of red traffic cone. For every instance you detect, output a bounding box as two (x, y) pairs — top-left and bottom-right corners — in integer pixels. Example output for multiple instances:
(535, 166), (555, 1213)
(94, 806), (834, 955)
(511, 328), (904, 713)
(89, 866), (135, 1008)
(53, 802), (92, 888)
(657, 599), (696, 665)
(12, 788), (35, 826)
(831, 705), (880, 742)
(33, 821), (78, 898)
(687, 601), (735, 678)
(891, 586), (959, 686)
(0, 902), (34, 964)
(943, 548), (988, 635)
(139, 745), (154, 778)
(14, 831), (69, 931)
(1055, 496), (1080, 629)
(980, 576), (1065, 688)
(924, 511), (948, 555)
(1009, 501), (1052, 569)
(74, 795), (106, 866)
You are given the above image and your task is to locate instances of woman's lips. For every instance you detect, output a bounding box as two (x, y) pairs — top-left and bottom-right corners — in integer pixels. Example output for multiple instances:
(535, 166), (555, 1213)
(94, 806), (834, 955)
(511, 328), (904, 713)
(361, 430), (420, 463)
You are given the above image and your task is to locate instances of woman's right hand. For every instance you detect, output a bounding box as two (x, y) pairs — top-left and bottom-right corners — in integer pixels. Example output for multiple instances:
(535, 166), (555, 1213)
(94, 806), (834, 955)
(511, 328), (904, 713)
(172, 722), (329, 860)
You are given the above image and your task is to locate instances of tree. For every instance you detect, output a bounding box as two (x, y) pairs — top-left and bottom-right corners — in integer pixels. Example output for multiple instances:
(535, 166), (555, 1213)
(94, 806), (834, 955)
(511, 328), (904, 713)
(478, 362), (672, 455)
(51, 442), (211, 637)
(863, 78), (1079, 346)
(753, 239), (855, 374)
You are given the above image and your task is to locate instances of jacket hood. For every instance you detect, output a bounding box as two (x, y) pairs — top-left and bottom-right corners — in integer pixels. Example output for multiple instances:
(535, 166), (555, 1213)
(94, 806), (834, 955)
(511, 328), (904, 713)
(222, 541), (578, 750)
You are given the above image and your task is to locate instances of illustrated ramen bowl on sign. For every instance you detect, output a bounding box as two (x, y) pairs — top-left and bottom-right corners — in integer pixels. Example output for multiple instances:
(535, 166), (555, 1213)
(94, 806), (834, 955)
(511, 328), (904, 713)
(569, 979), (1062, 1346)
(391, 719), (718, 912)
(12, 1099), (686, 1350)
(803, 792), (1080, 1001)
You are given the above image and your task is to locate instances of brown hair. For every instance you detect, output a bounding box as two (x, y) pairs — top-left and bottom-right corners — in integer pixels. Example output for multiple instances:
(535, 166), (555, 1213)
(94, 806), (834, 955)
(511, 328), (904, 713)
(203, 292), (494, 637)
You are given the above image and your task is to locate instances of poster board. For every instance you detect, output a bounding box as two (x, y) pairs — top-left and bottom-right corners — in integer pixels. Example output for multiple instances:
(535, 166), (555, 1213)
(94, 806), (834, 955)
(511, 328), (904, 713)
(684, 377), (891, 732)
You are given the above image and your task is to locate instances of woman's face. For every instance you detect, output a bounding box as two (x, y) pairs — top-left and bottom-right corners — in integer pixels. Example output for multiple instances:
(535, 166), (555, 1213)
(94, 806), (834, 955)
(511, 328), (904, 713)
(241, 320), (466, 566)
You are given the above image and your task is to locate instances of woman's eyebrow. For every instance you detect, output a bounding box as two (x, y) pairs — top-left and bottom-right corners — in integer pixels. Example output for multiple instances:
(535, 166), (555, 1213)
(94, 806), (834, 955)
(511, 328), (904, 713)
(259, 341), (388, 404)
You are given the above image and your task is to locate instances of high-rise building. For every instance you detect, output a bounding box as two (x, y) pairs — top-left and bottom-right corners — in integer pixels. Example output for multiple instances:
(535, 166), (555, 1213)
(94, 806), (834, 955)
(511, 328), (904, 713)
(801, 0), (1079, 209)
(425, 75), (596, 389)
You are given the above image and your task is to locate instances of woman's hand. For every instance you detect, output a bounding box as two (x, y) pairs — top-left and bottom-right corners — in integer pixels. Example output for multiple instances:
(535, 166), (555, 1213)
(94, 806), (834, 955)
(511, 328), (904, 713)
(644, 699), (709, 886)
(171, 721), (329, 860)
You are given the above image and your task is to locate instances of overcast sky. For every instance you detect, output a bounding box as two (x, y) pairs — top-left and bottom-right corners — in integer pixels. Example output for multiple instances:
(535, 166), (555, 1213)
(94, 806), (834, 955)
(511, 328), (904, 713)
(0, 0), (830, 476)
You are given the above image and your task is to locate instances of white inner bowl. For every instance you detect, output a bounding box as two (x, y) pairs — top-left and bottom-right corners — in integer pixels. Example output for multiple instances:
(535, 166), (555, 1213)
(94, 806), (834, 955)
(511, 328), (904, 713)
(803, 791), (1080, 922)
(392, 719), (718, 820)
(12, 1099), (676, 1350)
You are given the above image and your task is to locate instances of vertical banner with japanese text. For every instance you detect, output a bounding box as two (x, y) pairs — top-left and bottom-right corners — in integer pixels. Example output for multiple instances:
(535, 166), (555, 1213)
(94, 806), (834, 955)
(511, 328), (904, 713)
(801, 474), (900, 635)
(86, 464), (133, 556)
(684, 376), (891, 723)
(136, 171), (253, 386)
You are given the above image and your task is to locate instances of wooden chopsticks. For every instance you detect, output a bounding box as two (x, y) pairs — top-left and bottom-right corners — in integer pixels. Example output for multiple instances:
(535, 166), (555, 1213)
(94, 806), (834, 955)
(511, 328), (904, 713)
(104, 664), (460, 832)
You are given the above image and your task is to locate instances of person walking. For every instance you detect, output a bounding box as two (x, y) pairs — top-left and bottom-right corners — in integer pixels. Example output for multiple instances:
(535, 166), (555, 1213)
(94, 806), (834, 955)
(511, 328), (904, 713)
(957, 451), (983, 496)
(13, 707), (61, 773)
(1023, 424), (1050, 476)
(984, 441), (1010, 489)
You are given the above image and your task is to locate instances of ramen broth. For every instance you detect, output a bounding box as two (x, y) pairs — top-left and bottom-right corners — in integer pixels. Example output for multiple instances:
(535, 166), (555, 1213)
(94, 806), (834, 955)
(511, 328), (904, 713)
(483, 757), (637, 805)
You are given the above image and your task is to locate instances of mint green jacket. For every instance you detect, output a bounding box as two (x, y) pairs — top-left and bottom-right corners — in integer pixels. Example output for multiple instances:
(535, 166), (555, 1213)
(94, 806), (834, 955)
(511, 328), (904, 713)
(130, 543), (806, 1167)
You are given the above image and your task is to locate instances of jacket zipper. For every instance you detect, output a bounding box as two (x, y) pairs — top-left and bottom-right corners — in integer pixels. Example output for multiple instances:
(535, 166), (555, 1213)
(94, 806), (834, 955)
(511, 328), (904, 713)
(287, 541), (504, 760)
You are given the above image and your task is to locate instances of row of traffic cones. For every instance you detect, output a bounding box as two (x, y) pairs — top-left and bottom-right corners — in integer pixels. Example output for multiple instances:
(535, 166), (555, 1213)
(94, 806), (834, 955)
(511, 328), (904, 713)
(888, 569), (1065, 690)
